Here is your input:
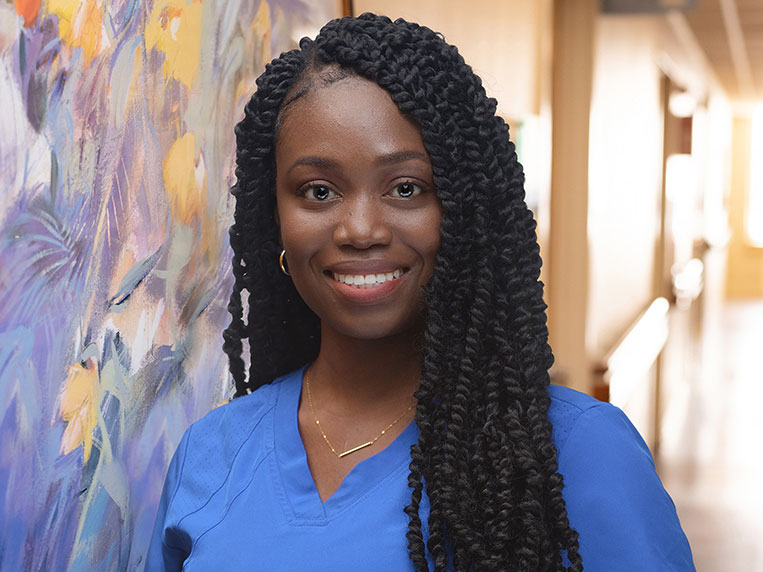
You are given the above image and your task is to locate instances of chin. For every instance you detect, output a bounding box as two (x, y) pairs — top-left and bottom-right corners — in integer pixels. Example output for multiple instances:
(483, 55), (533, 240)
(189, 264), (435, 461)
(329, 310), (426, 342)
(334, 322), (410, 341)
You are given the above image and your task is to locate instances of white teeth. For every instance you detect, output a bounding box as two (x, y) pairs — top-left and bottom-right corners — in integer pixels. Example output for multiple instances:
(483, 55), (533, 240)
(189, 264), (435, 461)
(332, 269), (406, 288)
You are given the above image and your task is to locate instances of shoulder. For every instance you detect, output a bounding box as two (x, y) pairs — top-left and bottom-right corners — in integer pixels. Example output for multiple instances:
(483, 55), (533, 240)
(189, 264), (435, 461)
(547, 384), (658, 474)
(181, 368), (302, 462)
(147, 368), (305, 567)
(164, 368), (302, 515)
(183, 379), (273, 459)
(547, 384), (656, 495)
(547, 385), (696, 571)
(190, 376), (278, 438)
(546, 384), (638, 453)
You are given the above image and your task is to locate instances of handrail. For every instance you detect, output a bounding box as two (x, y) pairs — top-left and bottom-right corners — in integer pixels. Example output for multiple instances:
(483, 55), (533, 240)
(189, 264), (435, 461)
(592, 297), (670, 405)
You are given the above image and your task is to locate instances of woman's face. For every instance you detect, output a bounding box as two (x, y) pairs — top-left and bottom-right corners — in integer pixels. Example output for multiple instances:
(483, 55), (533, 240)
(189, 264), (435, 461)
(275, 74), (442, 340)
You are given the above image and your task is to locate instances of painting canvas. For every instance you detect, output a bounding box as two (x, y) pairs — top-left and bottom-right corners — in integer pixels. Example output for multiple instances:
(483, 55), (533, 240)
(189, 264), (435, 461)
(0, 0), (341, 569)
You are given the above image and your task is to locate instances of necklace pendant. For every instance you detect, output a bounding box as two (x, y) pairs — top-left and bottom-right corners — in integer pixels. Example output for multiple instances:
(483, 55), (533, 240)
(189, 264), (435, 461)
(337, 441), (374, 458)
(305, 368), (415, 460)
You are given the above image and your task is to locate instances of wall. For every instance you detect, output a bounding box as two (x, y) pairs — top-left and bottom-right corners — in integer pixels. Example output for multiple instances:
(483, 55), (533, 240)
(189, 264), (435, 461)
(726, 114), (763, 297)
(585, 12), (731, 440)
(546, 0), (597, 391)
(587, 13), (729, 359)
(353, 0), (549, 118)
(587, 16), (664, 359)
(0, 1), (340, 569)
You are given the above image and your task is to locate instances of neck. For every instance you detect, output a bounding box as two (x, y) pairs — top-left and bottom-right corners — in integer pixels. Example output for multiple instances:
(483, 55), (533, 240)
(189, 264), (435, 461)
(309, 325), (423, 411)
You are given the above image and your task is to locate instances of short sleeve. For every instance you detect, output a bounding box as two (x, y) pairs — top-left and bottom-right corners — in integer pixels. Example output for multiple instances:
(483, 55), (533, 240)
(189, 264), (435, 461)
(145, 428), (193, 572)
(557, 404), (695, 571)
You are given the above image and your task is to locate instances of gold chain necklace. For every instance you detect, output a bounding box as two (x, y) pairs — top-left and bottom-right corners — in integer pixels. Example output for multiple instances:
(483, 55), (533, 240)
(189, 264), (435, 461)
(305, 369), (415, 459)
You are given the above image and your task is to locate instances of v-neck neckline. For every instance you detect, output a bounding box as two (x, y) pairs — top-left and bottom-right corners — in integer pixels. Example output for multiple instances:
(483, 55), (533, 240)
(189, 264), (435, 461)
(271, 364), (418, 523)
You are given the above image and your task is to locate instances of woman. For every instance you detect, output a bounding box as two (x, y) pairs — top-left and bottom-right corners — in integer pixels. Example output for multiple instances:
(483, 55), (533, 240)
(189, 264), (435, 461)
(147, 13), (694, 572)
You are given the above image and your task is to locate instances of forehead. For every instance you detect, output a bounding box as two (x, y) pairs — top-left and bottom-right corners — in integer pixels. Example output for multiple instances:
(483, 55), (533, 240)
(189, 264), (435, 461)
(275, 75), (426, 161)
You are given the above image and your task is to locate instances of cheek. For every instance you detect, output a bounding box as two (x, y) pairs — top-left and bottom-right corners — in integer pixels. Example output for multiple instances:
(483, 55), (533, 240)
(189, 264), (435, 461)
(276, 198), (321, 257)
(398, 211), (441, 281)
(421, 233), (441, 263)
(281, 222), (321, 267)
(276, 211), (333, 303)
(280, 225), (322, 308)
(420, 210), (443, 265)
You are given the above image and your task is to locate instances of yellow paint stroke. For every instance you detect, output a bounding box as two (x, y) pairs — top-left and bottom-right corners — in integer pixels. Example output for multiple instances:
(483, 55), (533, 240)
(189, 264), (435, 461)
(232, 1), (273, 108)
(46, 0), (104, 64)
(163, 132), (206, 225)
(251, 0), (271, 65)
(145, 0), (202, 88)
(58, 358), (99, 462)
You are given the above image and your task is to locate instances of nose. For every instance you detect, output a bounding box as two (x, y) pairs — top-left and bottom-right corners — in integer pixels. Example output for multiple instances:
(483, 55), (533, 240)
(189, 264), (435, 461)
(333, 194), (393, 249)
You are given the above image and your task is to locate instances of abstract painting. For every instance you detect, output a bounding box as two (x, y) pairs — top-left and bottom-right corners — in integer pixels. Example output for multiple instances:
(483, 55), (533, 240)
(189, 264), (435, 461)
(0, 1), (340, 569)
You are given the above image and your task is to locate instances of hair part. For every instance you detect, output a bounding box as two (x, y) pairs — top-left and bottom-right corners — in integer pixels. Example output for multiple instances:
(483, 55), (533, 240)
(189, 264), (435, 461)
(225, 13), (583, 571)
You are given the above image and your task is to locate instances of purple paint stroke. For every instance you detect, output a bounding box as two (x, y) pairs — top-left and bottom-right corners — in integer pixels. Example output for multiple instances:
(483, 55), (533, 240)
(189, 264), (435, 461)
(0, 0), (334, 569)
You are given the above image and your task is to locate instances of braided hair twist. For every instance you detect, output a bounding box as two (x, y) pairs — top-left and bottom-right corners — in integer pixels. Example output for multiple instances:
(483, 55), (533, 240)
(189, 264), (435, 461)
(223, 13), (583, 572)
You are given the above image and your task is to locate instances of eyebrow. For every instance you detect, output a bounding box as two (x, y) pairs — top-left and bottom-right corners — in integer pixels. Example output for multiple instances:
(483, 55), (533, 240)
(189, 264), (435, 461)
(287, 156), (341, 173)
(376, 150), (430, 166)
(287, 150), (430, 174)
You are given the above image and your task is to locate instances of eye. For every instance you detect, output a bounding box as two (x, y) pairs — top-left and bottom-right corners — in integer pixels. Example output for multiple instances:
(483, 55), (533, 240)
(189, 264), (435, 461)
(301, 184), (336, 201)
(389, 181), (423, 199)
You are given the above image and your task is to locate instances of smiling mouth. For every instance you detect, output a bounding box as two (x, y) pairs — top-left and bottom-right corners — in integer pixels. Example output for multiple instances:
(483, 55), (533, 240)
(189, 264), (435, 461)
(328, 268), (409, 288)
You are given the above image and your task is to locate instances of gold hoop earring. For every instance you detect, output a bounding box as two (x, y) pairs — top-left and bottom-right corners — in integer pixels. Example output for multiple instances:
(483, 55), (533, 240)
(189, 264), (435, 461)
(279, 249), (290, 276)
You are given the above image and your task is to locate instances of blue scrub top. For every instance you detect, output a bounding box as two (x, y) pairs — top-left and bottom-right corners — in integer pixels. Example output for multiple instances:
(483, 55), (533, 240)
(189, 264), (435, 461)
(146, 365), (695, 571)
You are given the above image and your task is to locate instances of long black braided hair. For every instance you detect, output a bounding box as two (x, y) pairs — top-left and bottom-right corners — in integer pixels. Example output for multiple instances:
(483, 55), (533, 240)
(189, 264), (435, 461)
(223, 13), (583, 572)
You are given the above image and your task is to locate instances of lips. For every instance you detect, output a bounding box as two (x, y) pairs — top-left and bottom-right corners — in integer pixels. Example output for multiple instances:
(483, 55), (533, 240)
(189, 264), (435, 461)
(324, 265), (410, 302)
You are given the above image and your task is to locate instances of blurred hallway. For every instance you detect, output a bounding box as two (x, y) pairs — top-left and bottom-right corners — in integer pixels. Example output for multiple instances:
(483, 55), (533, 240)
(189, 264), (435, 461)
(658, 300), (763, 571)
(350, 1), (763, 569)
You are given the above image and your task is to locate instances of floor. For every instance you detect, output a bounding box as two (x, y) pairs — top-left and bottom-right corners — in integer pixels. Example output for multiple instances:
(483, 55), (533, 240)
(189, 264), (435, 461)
(657, 299), (763, 572)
